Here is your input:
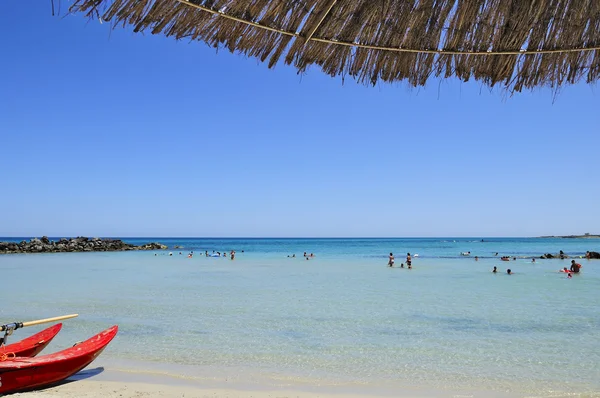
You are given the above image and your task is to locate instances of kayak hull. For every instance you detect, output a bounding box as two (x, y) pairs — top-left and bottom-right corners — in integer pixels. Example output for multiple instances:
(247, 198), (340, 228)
(0, 325), (118, 394)
(1, 323), (62, 358)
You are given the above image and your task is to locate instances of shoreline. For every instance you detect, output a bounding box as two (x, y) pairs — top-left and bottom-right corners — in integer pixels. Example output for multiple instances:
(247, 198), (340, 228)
(12, 366), (523, 398)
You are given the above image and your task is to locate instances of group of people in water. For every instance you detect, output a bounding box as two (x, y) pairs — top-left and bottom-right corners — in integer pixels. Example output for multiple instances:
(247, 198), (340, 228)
(492, 259), (583, 277)
(286, 252), (317, 260)
(388, 252), (413, 269)
(388, 249), (587, 278)
(160, 250), (240, 259)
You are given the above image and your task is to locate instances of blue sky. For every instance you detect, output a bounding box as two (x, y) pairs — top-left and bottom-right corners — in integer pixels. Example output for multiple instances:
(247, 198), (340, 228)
(1, 0), (599, 237)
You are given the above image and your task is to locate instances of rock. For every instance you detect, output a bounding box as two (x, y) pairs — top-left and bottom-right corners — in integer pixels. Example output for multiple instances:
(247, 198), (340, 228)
(0, 237), (167, 255)
(136, 242), (168, 251)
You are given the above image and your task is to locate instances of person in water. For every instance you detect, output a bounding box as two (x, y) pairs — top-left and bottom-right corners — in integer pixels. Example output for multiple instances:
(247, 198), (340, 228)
(507, 269), (512, 275)
(406, 253), (412, 267)
(388, 252), (395, 267)
(570, 260), (581, 273)
(492, 266), (497, 273)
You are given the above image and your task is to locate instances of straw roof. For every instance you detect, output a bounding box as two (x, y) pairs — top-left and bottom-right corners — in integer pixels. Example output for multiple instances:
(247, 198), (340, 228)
(69, 0), (600, 92)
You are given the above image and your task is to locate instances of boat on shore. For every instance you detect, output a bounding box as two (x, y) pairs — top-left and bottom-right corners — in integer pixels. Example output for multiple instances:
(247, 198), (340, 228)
(0, 325), (118, 394)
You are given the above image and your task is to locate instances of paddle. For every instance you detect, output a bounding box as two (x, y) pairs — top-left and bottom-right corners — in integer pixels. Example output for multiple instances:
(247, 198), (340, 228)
(1, 314), (79, 332)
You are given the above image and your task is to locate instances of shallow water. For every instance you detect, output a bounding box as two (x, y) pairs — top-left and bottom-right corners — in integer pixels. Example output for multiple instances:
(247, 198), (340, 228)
(1, 238), (599, 397)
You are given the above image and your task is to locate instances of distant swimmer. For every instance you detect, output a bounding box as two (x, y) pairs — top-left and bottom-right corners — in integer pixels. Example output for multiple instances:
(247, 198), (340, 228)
(231, 250), (235, 260)
(388, 253), (395, 267)
(567, 273), (572, 279)
(494, 252), (498, 256)
(460, 251), (471, 256)
(532, 258), (536, 263)
(406, 253), (412, 267)
(506, 269), (512, 275)
(492, 266), (497, 273)
(475, 256), (479, 261)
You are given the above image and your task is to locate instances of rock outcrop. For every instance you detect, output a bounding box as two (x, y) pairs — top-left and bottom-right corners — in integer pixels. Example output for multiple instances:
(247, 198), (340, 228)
(0, 237), (167, 254)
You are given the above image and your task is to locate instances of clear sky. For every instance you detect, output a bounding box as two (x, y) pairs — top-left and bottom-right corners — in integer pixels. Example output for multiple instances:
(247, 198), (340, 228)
(1, 0), (599, 238)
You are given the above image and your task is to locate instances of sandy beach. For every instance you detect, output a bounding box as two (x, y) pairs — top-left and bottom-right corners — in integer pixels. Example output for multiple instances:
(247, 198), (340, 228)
(10, 368), (515, 398)
(13, 382), (400, 398)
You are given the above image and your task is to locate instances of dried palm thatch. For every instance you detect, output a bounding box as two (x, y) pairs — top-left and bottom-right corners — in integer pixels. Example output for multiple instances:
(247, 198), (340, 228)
(69, 0), (600, 92)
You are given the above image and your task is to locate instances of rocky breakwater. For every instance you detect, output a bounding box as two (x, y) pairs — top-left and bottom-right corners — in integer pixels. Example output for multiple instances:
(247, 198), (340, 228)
(0, 236), (168, 254)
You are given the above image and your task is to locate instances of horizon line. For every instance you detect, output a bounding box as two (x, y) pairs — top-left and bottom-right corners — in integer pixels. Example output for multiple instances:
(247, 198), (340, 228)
(0, 235), (565, 239)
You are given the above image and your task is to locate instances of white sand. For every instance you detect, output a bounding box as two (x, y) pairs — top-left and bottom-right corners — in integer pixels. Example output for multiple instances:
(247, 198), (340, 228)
(7, 368), (504, 398)
(11, 380), (405, 398)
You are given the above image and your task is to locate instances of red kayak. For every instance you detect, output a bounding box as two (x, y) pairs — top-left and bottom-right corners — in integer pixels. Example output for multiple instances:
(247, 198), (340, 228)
(1, 323), (62, 358)
(0, 325), (118, 394)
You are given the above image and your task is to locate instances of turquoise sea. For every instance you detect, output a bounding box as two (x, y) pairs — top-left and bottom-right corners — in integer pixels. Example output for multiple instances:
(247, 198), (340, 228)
(1, 237), (599, 397)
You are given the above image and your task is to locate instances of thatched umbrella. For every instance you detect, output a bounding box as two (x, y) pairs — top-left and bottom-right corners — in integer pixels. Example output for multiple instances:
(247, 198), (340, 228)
(69, 0), (600, 92)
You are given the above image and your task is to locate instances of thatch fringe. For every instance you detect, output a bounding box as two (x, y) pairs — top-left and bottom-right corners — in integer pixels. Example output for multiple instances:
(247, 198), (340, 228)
(69, 0), (600, 92)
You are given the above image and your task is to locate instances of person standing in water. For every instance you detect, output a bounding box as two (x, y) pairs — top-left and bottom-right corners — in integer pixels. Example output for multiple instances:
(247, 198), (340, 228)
(388, 253), (395, 267)
(406, 253), (412, 267)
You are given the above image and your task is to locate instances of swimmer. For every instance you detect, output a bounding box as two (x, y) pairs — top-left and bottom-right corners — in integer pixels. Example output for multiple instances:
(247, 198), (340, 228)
(475, 256), (478, 261)
(492, 266), (497, 273)
(406, 252), (412, 266)
(570, 260), (581, 273)
(507, 269), (512, 275)
(388, 252), (395, 267)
